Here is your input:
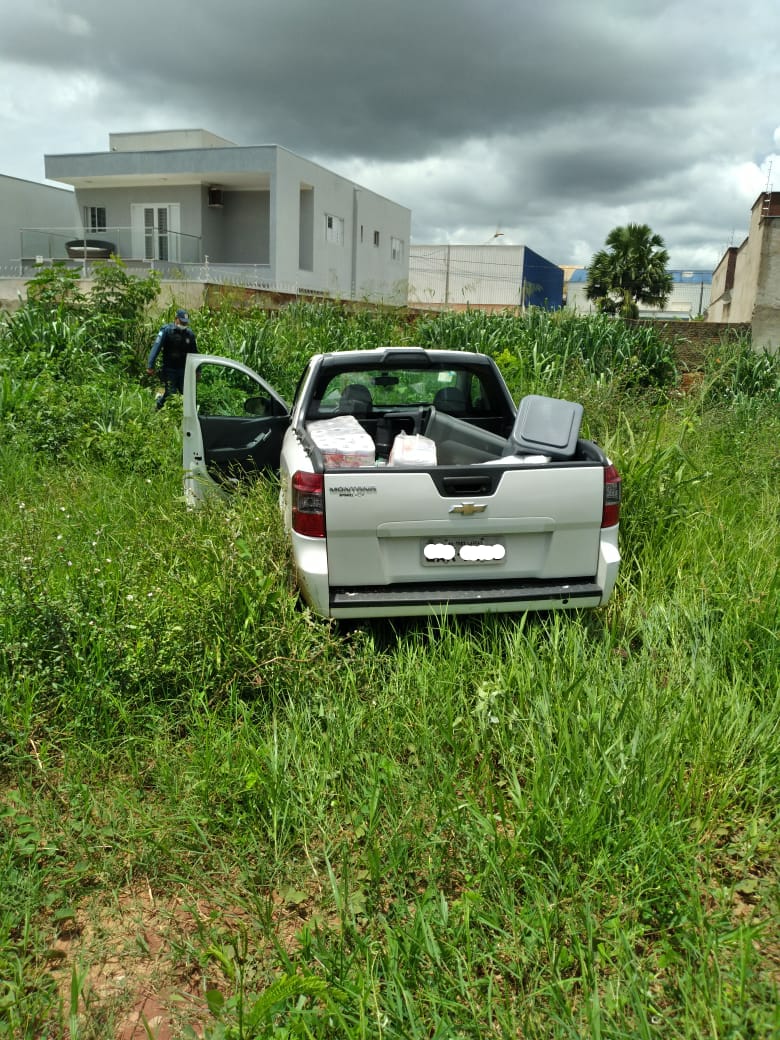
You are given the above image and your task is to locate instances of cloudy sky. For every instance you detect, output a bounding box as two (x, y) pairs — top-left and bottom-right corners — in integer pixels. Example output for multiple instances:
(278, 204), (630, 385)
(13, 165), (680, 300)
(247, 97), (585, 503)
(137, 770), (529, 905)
(1, 0), (778, 270)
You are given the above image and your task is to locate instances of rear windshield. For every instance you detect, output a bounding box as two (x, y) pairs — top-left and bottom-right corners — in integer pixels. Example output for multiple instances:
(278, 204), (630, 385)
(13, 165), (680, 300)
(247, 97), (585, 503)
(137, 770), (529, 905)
(309, 363), (505, 418)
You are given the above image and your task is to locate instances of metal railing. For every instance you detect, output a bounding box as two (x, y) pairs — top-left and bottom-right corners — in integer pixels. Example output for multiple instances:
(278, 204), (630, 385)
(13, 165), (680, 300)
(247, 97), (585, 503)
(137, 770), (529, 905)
(13, 228), (346, 299)
(10, 230), (323, 297)
(18, 226), (204, 272)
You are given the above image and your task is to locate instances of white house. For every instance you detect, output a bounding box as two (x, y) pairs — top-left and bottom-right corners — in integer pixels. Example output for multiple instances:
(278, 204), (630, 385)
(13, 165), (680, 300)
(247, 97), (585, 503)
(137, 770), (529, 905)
(38, 130), (411, 304)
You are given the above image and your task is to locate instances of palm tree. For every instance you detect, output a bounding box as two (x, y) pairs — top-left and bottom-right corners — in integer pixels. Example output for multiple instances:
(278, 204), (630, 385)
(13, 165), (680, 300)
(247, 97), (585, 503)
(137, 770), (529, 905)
(585, 224), (673, 319)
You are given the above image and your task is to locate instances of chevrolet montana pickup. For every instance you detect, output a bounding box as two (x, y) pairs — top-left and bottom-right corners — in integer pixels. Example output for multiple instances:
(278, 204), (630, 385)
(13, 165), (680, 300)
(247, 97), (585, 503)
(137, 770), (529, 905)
(182, 347), (621, 619)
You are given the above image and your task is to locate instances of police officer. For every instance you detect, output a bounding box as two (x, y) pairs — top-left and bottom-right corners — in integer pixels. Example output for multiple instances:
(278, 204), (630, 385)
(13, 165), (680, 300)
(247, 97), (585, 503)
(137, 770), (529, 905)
(147, 308), (198, 409)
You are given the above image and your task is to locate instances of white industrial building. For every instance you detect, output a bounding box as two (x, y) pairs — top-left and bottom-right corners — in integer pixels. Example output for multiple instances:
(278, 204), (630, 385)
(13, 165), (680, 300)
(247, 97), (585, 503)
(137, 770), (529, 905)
(408, 244), (563, 311)
(565, 267), (713, 319)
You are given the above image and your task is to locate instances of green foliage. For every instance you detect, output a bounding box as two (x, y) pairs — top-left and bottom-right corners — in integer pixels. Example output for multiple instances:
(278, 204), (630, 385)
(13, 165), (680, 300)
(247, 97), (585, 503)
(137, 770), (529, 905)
(23, 263), (86, 315)
(0, 298), (778, 1037)
(586, 223), (673, 319)
(0, 365), (178, 472)
(198, 299), (405, 399)
(84, 258), (161, 360)
(6, 259), (161, 378)
(702, 333), (780, 402)
(88, 259), (160, 321)
(0, 308), (106, 381)
(197, 931), (338, 1039)
(414, 307), (677, 394)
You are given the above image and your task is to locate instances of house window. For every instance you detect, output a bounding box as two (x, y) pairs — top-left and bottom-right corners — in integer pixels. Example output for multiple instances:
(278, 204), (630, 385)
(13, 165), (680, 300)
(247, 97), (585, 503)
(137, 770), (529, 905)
(325, 214), (344, 244)
(84, 206), (107, 233)
(391, 236), (404, 261)
(373, 230), (380, 247)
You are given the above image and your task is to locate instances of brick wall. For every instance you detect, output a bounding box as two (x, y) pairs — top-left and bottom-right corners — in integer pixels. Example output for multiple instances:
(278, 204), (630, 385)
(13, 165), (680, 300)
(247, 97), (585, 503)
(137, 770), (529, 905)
(630, 319), (751, 368)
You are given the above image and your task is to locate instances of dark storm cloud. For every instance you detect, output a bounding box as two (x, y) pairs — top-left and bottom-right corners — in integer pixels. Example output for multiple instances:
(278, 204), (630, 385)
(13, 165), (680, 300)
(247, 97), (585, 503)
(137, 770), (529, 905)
(1, 0), (778, 267)
(532, 149), (676, 200)
(0, 0), (740, 158)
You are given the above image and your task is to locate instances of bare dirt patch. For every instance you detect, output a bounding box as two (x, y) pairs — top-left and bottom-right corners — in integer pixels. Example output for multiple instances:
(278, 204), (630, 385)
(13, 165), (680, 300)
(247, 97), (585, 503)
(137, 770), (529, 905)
(49, 884), (242, 1039)
(47, 874), (340, 1038)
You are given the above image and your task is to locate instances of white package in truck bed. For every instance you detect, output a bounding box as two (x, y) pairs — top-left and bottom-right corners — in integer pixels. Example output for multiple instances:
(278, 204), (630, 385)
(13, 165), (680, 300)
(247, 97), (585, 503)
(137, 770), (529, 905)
(389, 432), (437, 466)
(307, 415), (375, 468)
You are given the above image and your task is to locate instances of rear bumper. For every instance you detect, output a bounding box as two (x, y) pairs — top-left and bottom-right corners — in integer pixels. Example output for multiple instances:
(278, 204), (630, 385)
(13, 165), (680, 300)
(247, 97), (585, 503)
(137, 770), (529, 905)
(293, 527), (621, 620)
(329, 577), (603, 618)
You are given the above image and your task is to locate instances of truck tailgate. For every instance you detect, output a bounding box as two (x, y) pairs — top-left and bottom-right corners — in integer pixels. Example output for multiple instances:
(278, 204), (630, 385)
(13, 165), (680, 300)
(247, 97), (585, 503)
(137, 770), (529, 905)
(323, 464), (604, 587)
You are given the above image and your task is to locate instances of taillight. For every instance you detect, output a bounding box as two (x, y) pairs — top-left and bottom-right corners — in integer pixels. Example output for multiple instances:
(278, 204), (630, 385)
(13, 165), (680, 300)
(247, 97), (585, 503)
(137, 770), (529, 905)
(292, 471), (325, 537)
(602, 463), (621, 527)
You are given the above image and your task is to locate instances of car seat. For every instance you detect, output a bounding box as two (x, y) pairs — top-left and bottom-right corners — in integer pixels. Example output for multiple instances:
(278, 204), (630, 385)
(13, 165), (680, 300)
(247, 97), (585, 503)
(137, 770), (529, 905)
(433, 386), (467, 416)
(339, 384), (373, 419)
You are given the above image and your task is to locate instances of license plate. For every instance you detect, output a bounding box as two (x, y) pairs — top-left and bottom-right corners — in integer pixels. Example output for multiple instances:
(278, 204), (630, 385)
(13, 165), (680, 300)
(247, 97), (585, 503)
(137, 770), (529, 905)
(422, 538), (506, 565)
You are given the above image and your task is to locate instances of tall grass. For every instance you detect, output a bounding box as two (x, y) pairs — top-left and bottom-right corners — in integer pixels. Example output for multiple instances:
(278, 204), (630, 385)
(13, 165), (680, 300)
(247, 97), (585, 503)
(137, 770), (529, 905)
(414, 308), (678, 394)
(196, 301), (408, 399)
(184, 302), (684, 401)
(1, 302), (778, 1038)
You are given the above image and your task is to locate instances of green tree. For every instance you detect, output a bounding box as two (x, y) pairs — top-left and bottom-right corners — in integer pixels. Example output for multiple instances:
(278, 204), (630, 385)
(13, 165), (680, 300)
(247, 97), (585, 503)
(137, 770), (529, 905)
(586, 223), (673, 319)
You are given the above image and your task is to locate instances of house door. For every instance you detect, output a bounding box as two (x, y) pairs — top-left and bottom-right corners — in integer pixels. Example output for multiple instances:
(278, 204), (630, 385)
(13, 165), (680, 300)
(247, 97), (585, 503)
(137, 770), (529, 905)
(130, 203), (181, 261)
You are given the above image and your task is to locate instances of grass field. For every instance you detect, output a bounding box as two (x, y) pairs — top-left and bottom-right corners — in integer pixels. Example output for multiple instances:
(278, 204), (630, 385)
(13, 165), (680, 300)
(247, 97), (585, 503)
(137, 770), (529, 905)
(1, 288), (778, 1038)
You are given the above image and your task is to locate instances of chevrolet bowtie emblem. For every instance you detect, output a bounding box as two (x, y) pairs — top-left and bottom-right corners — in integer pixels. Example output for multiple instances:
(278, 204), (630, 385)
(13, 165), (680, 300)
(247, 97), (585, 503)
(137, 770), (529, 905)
(449, 502), (487, 515)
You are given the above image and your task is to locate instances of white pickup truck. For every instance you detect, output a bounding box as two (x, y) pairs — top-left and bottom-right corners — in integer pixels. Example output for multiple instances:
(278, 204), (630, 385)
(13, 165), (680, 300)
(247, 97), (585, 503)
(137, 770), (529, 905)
(182, 347), (621, 619)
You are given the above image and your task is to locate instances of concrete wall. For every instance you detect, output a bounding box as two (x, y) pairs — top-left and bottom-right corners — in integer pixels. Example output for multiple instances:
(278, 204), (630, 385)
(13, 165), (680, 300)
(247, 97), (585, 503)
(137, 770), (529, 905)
(1, 175), (78, 271)
(728, 202), (763, 322)
(752, 248), (780, 350)
(0, 278), (205, 315)
(216, 190), (271, 264)
(109, 129), (235, 151)
(42, 137), (411, 303)
(752, 203), (780, 352)
(275, 150), (410, 303)
(72, 184), (205, 263)
(708, 248), (737, 319)
(275, 149), (308, 289)
(725, 238), (759, 322)
(352, 189), (411, 303)
(69, 184), (271, 267)
(707, 193), (780, 351)
(46, 144), (276, 184)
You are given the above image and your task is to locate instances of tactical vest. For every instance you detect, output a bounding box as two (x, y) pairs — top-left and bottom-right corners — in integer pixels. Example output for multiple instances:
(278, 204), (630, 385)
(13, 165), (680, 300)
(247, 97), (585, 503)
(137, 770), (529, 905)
(163, 325), (196, 368)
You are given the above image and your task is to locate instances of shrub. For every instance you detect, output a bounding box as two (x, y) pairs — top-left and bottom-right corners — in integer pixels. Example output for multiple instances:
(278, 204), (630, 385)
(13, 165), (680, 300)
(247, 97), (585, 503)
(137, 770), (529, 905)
(23, 263), (86, 315)
(7, 260), (161, 378)
(703, 335), (779, 402)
